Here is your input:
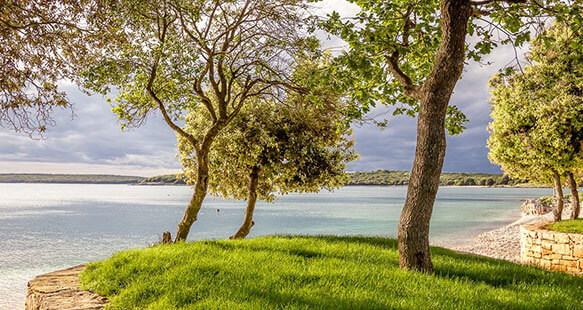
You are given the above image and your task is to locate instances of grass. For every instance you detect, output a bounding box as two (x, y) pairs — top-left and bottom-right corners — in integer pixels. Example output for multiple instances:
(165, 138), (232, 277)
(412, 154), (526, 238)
(80, 236), (583, 309)
(547, 219), (583, 234)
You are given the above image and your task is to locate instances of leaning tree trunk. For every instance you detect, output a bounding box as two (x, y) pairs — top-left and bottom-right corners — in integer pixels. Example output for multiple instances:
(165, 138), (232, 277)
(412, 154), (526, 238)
(230, 166), (260, 239)
(397, 0), (472, 273)
(552, 170), (564, 222)
(175, 150), (211, 242)
(567, 171), (580, 219)
(174, 123), (225, 242)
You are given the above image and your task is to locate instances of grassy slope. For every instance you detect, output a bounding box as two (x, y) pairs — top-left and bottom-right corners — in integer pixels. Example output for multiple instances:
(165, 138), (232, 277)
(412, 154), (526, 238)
(547, 219), (583, 234)
(80, 236), (583, 309)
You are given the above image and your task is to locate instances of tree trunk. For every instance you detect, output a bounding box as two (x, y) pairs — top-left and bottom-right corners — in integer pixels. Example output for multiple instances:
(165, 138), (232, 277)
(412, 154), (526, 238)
(567, 171), (580, 219)
(230, 166), (260, 239)
(397, 0), (472, 273)
(552, 170), (564, 222)
(174, 122), (226, 242)
(175, 149), (210, 242)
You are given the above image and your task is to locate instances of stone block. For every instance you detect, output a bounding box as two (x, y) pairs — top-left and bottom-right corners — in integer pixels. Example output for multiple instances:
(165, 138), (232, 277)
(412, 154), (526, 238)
(542, 232), (555, 241)
(541, 248), (553, 256)
(559, 260), (578, 268)
(571, 234), (583, 244)
(561, 255), (576, 261)
(538, 259), (551, 268)
(554, 234), (571, 244)
(552, 244), (570, 254)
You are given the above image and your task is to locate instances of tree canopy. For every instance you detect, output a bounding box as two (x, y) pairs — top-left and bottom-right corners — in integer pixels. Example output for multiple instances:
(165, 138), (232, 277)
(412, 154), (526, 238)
(179, 99), (356, 202)
(488, 23), (583, 220)
(318, 0), (583, 272)
(79, 0), (322, 241)
(320, 0), (582, 132)
(178, 75), (357, 238)
(488, 23), (583, 182)
(0, 0), (97, 135)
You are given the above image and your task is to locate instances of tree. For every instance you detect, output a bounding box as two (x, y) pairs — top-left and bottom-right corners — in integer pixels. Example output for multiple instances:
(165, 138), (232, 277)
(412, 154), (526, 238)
(321, 0), (583, 272)
(0, 0), (94, 135)
(178, 92), (357, 239)
(81, 0), (319, 241)
(488, 23), (583, 222)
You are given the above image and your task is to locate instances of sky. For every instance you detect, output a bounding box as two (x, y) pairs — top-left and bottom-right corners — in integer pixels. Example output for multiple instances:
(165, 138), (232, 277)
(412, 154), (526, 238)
(0, 1), (525, 177)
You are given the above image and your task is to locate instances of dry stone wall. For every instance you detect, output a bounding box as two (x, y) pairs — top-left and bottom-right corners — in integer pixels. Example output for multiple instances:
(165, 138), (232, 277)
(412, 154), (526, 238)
(520, 222), (583, 276)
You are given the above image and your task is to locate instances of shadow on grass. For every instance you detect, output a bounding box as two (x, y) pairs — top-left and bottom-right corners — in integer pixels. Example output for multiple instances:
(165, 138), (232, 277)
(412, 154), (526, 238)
(89, 235), (583, 309)
(238, 235), (583, 293)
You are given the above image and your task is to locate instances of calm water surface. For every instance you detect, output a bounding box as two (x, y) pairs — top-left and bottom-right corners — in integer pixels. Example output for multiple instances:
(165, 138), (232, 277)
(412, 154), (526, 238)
(0, 184), (552, 308)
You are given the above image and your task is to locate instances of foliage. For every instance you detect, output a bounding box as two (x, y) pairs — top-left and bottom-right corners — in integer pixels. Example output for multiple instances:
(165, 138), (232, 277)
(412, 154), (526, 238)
(348, 170), (527, 186)
(81, 0), (318, 132)
(0, 173), (144, 184)
(0, 0), (97, 135)
(487, 23), (583, 184)
(140, 175), (186, 185)
(318, 0), (582, 133)
(78, 0), (322, 241)
(81, 235), (583, 309)
(547, 219), (583, 234)
(178, 92), (357, 202)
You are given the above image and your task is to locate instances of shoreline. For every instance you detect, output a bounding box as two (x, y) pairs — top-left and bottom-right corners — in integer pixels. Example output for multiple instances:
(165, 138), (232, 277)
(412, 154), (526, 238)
(451, 207), (572, 263)
(0, 181), (552, 188)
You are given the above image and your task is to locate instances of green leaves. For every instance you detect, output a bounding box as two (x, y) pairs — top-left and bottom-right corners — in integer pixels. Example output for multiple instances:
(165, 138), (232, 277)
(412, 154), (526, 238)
(319, 0), (583, 135)
(178, 91), (358, 203)
(488, 23), (583, 184)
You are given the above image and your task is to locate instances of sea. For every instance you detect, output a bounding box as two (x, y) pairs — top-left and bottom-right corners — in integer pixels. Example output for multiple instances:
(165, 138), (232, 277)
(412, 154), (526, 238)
(0, 184), (553, 309)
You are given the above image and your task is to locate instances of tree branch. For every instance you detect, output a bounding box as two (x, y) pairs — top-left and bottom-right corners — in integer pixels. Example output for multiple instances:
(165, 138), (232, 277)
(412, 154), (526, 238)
(146, 21), (198, 147)
(386, 52), (422, 100)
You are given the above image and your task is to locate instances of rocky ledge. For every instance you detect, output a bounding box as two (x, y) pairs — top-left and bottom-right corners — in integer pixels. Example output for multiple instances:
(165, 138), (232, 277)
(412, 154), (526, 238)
(26, 264), (107, 310)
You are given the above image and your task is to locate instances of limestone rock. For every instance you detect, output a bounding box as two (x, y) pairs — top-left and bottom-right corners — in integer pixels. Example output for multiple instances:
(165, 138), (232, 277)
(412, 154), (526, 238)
(25, 264), (107, 310)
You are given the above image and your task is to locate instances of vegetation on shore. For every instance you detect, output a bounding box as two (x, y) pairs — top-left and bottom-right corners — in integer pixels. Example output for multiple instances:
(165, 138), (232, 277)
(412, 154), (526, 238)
(348, 170), (528, 187)
(0, 171), (533, 187)
(0, 174), (144, 184)
(80, 236), (583, 309)
(0, 171), (534, 187)
(139, 175), (186, 185)
(547, 219), (583, 235)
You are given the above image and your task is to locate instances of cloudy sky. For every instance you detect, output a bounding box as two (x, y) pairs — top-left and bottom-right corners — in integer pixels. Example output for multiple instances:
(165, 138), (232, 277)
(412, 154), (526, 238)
(0, 1), (524, 177)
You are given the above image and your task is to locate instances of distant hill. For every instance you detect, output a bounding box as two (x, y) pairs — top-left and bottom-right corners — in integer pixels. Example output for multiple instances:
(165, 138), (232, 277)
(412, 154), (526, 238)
(0, 170), (529, 187)
(0, 174), (145, 184)
(139, 174), (187, 185)
(348, 170), (528, 186)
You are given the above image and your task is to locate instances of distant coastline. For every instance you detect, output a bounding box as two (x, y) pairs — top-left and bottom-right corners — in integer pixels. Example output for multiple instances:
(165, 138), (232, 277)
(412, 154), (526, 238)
(0, 170), (543, 187)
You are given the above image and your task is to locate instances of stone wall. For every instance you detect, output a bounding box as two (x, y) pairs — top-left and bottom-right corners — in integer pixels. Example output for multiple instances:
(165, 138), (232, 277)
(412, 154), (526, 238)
(26, 264), (107, 310)
(520, 222), (583, 276)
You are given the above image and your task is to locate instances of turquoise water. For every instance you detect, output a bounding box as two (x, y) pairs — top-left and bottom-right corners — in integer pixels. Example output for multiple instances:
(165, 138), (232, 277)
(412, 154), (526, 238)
(0, 184), (552, 308)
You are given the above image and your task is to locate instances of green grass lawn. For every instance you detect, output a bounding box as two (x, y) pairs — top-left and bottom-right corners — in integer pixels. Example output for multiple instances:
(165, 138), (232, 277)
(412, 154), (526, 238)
(80, 236), (583, 309)
(547, 219), (583, 234)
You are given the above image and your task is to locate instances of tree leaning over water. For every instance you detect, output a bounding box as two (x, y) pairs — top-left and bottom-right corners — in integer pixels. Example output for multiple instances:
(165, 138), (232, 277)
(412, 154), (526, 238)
(488, 23), (583, 222)
(321, 0), (583, 272)
(178, 86), (357, 239)
(81, 0), (320, 241)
